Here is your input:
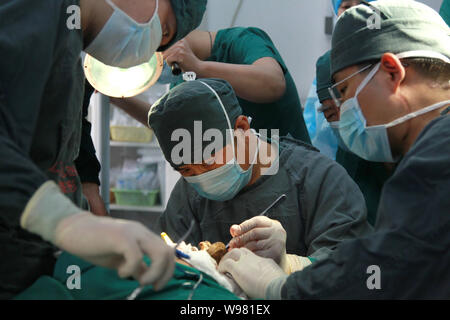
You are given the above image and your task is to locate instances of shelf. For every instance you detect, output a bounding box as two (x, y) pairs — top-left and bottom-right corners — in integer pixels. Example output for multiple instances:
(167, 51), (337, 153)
(110, 204), (165, 212)
(110, 140), (160, 148)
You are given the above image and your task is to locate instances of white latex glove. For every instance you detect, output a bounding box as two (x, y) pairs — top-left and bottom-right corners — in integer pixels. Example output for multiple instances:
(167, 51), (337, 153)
(228, 216), (286, 265)
(54, 213), (175, 289)
(218, 248), (287, 299)
(21, 181), (175, 290)
(228, 216), (312, 274)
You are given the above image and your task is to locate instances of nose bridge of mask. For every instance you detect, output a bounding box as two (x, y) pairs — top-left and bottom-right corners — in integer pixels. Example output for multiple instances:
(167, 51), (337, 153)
(105, 0), (159, 26)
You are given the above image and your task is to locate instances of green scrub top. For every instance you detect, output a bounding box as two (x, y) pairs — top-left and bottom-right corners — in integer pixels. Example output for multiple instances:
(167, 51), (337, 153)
(336, 148), (392, 226)
(440, 0), (450, 26)
(208, 27), (310, 143)
(282, 114), (450, 299)
(0, 0), (84, 298)
(172, 27), (311, 143)
(156, 137), (372, 262)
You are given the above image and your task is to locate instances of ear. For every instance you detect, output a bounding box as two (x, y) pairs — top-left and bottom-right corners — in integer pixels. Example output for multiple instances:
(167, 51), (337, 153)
(234, 115), (250, 131)
(380, 53), (406, 93)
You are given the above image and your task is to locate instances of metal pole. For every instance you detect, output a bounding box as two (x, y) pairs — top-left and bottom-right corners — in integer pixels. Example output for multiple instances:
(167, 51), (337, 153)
(99, 94), (110, 212)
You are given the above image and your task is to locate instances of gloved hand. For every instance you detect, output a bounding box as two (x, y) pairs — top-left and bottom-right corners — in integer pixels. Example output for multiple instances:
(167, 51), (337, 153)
(228, 216), (312, 274)
(218, 248), (288, 299)
(21, 181), (175, 290)
(54, 212), (175, 290)
(228, 216), (287, 265)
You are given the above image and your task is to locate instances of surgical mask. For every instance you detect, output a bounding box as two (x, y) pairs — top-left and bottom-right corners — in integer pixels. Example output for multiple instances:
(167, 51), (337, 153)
(329, 121), (349, 152)
(84, 0), (162, 68)
(333, 51), (450, 162)
(184, 82), (260, 201)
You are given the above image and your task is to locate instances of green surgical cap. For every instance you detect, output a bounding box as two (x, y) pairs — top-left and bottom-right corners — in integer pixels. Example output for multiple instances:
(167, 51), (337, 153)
(158, 0), (207, 51)
(148, 79), (242, 168)
(316, 50), (333, 102)
(331, 0), (450, 76)
(441, 0), (450, 27)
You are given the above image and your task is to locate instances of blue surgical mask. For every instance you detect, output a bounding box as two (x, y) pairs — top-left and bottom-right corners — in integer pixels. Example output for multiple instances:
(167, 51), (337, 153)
(85, 0), (162, 68)
(329, 121), (349, 152)
(335, 54), (450, 162)
(184, 82), (260, 201)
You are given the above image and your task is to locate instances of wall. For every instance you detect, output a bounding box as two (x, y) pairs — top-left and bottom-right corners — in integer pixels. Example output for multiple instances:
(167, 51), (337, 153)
(200, 0), (443, 105)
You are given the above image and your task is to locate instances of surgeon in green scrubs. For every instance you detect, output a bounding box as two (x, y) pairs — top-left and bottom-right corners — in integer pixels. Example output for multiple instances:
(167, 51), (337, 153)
(0, 0), (206, 299)
(315, 51), (392, 226)
(162, 27), (311, 143)
(219, 0), (450, 299)
(149, 78), (371, 278)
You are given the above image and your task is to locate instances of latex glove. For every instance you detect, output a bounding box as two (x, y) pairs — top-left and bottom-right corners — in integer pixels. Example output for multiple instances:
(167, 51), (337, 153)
(81, 182), (108, 216)
(21, 181), (175, 290)
(54, 212), (175, 290)
(228, 216), (287, 265)
(218, 248), (287, 299)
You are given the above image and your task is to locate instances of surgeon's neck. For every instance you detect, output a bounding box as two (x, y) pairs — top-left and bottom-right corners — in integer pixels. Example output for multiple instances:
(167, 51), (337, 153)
(246, 139), (278, 186)
(399, 87), (450, 156)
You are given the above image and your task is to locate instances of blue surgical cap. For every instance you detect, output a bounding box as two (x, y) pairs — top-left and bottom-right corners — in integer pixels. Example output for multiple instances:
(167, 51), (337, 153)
(332, 0), (375, 15)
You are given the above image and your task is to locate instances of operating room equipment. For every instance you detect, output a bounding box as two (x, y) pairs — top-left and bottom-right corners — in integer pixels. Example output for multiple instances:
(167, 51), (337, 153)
(84, 52), (164, 98)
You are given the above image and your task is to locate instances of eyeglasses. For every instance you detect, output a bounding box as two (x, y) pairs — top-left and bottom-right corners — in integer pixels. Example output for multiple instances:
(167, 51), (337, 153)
(328, 64), (373, 108)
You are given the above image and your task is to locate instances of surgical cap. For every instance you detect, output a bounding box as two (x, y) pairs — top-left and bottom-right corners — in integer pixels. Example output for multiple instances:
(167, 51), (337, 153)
(332, 0), (374, 15)
(315, 50), (333, 103)
(158, 0), (207, 51)
(440, 0), (450, 27)
(331, 0), (450, 76)
(148, 79), (242, 168)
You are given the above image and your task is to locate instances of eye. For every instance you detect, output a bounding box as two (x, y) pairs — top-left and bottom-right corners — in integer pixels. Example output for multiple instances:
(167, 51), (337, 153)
(339, 86), (347, 96)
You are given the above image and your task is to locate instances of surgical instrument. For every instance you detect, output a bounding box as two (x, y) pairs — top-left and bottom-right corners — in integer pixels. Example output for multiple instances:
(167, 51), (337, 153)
(226, 194), (287, 249)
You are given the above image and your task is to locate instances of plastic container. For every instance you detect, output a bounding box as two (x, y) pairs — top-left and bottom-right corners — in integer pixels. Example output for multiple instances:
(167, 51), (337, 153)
(111, 189), (160, 207)
(110, 126), (154, 143)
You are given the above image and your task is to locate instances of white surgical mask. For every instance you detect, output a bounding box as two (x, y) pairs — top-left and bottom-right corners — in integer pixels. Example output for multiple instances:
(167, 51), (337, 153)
(85, 0), (162, 68)
(184, 82), (260, 201)
(332, 51), (450, 163)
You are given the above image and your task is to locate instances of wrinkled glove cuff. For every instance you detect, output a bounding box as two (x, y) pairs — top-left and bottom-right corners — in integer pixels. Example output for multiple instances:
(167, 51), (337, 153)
(283, 254), (313, 274)
(20, 181), (81, 243)
(265, 275), (288, 300)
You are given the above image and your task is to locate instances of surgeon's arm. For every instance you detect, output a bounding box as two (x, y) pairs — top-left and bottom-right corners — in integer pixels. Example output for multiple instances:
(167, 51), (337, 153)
(109, 96), (151, 127)
(75, 82), (107, 216)
(163, 38), (286, 104)
(301, 153), (373, 261)
(195, 59), (286, 103)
